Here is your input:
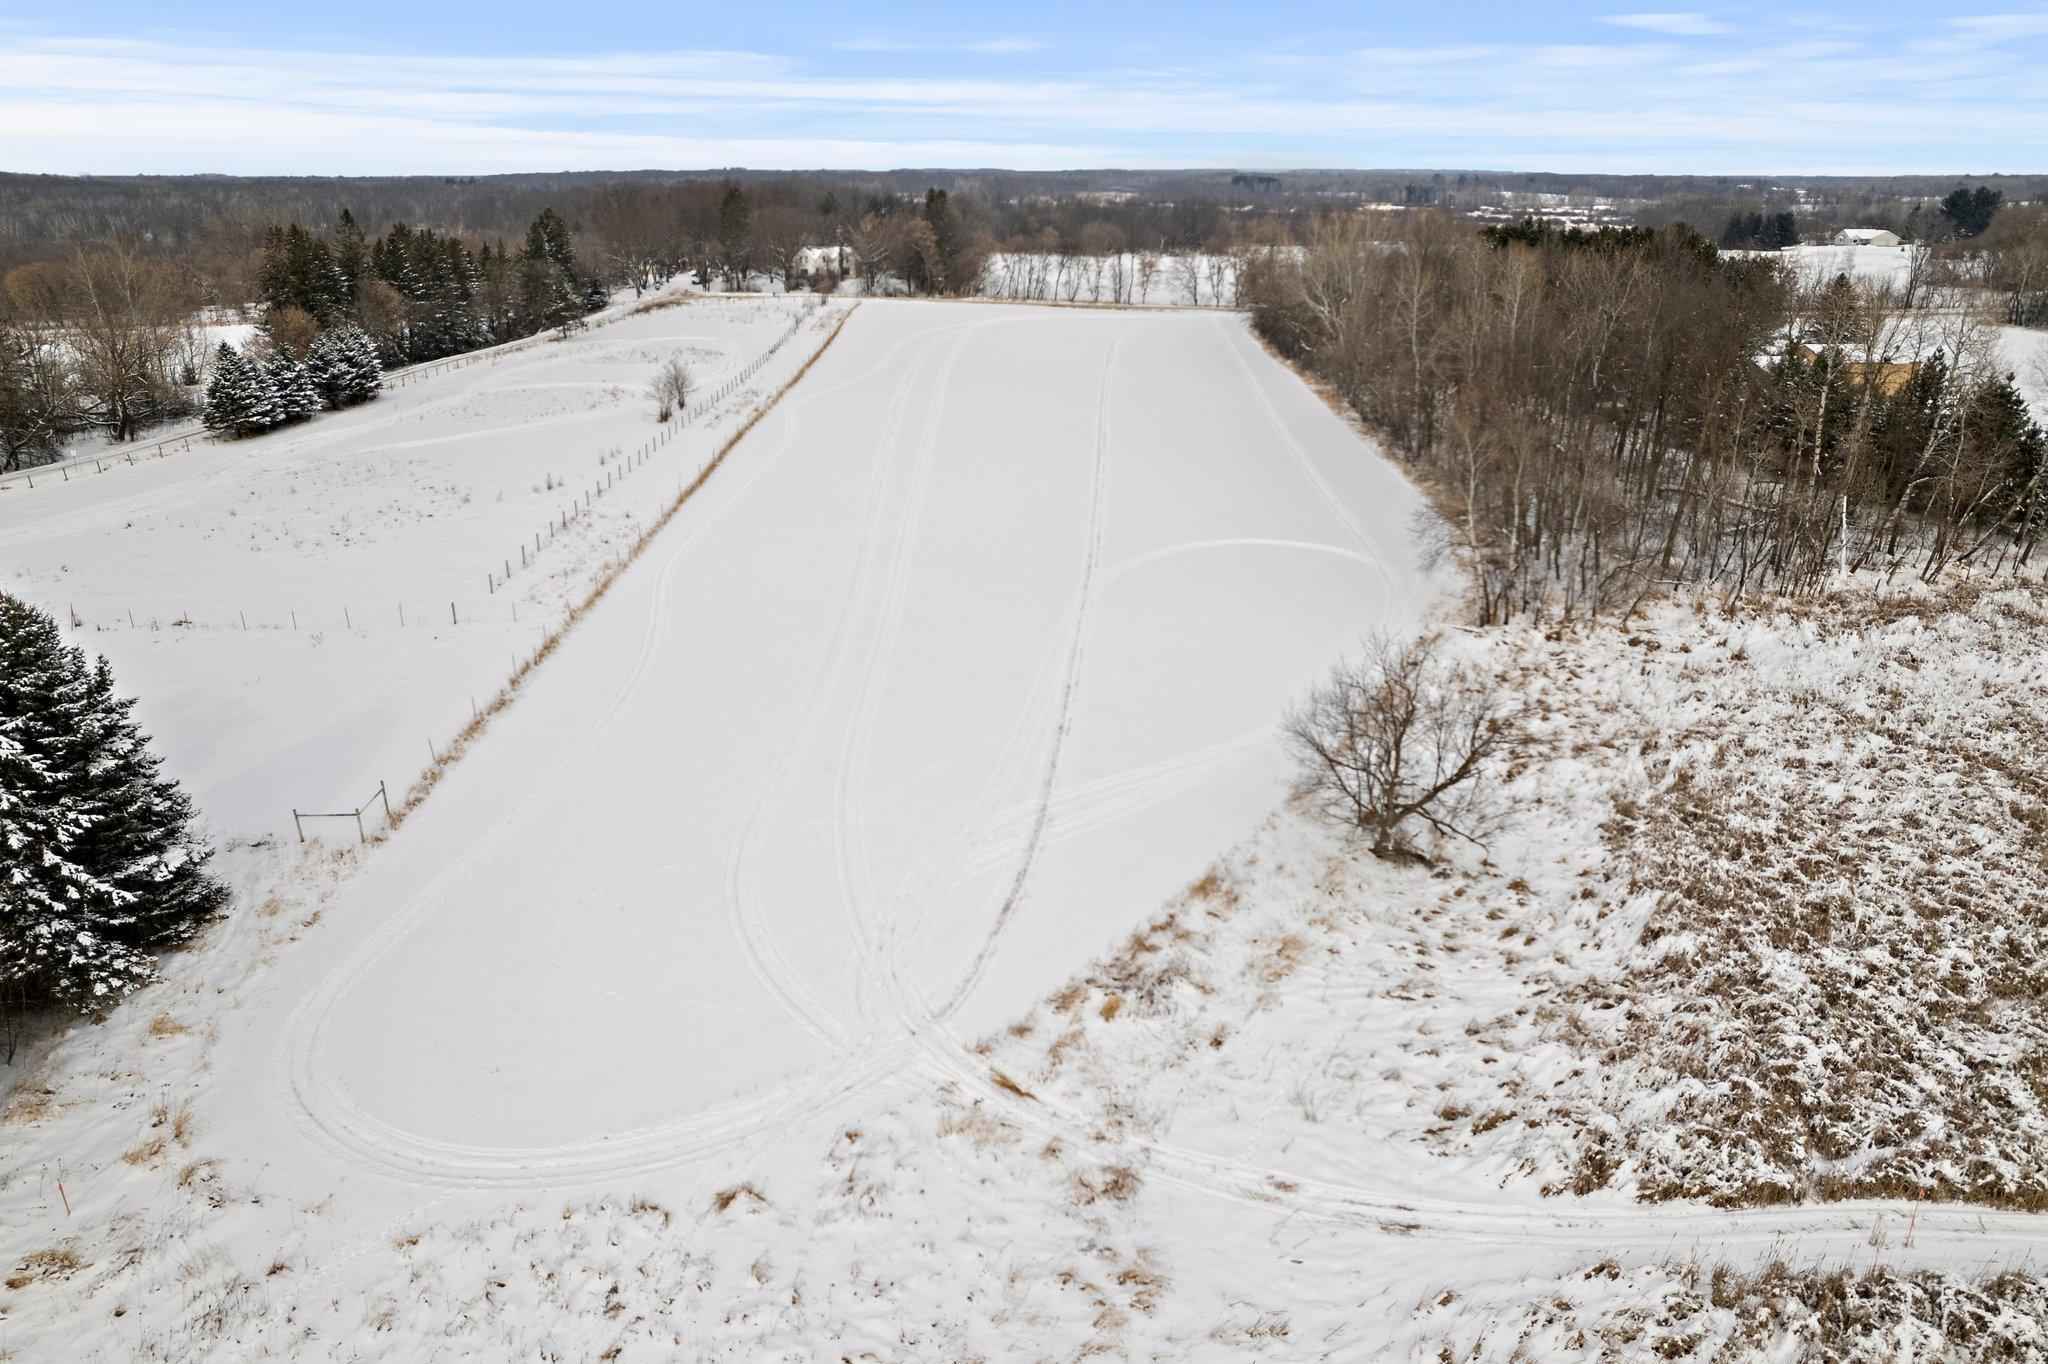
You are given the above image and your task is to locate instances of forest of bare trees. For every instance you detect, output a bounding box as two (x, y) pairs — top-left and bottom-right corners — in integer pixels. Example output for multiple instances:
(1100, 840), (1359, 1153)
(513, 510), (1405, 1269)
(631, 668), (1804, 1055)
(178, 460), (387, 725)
(1, 242), (206, 467)
(1243, 213), (2047, 620)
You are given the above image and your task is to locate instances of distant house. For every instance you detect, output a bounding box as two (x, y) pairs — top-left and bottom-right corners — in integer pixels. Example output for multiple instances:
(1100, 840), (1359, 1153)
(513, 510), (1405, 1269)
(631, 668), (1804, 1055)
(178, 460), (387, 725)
(794, 244), (853, 281)
(1832, 227), (1903, 248)
(1794, 341), (1923, 394)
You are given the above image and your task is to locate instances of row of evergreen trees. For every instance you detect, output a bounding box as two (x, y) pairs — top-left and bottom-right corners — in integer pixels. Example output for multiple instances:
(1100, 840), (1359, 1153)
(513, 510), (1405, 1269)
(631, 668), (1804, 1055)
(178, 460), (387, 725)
(2, 595), (226, 1029)
(203, 327), (382, 438)
(260, 208), (604, 367)
(1719, 210), (1802, 251)
(1771, 344), (2047, 530)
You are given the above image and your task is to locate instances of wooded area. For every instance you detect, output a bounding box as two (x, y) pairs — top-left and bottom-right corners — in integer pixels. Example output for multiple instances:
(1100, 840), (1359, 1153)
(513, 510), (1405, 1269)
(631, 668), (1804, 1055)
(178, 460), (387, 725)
(1244, 213), (2047, 619)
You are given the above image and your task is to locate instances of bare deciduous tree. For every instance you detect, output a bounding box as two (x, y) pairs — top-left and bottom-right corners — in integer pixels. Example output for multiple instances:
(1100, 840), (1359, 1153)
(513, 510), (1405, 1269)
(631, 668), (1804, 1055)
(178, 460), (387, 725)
(648, 356), (692, 422)
(1285, 634), (1515, 860)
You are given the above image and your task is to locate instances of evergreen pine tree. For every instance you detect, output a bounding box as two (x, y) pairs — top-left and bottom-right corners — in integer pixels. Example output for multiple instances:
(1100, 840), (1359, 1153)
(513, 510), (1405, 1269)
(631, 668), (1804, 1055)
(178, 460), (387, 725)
(332, 209), (370, 315)
(1939, 187), (2003, 239)
(716, 185), (751, 286)
(523, 208), (578, 276)
(338, 326), (384, 403)
(202, 344), (284, 437)
(266, 353), (322, 422)
(1970, 374), (2048, 526)
(302, 330), (348, 410)
(0, 597), (167, 1019)
(61, 654), (228, 952)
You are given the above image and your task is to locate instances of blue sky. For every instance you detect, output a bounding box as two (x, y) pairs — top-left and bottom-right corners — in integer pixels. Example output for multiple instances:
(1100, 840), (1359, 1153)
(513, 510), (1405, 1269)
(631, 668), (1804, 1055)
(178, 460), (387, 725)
(4, 3), (2048, 174)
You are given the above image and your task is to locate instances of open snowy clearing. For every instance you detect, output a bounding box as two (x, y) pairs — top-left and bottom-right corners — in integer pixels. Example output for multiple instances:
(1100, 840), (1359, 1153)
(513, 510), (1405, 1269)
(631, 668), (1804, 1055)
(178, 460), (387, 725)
(0, 286), (833, 835)
(2, 297), (1453, 1355)
(6, 294), (2042, 1359)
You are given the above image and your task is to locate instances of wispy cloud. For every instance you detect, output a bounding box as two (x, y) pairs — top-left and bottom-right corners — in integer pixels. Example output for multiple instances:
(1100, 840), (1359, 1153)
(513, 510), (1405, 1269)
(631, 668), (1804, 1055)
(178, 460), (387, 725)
(2, 17), (2047, 175)
(1601, 12), (1731, 36)
(832, 35), (1047, 54)
(1916, 13), (2048, 53)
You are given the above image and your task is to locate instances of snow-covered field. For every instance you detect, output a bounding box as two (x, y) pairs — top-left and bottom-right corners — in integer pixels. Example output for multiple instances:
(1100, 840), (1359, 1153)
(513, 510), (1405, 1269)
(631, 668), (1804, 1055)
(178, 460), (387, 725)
(0, 288), (831, 835)
(5, 289), (2042, 1359)
(0, 297), (1456, 1356)
(979, 252), (1238, 307)
(1776, 241), (1922, 289)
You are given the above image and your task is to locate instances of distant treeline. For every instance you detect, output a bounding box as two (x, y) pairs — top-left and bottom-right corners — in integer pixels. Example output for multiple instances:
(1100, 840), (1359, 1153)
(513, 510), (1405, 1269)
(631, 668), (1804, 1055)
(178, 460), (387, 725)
(256, 207), (602, 367)
(1244, 213), (2046, 619)
(7, 168), (2035, 305)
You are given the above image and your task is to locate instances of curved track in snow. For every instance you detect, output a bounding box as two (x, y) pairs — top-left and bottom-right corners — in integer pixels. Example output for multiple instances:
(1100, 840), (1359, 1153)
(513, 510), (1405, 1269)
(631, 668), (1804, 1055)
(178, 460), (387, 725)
(42, 296), (2017, 1275)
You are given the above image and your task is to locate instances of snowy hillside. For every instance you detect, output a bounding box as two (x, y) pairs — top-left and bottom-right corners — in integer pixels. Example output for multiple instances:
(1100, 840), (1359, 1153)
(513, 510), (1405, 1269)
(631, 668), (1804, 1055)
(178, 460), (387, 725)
(1, 295), (1457, 1356)
(4, 284), (2043, 1359)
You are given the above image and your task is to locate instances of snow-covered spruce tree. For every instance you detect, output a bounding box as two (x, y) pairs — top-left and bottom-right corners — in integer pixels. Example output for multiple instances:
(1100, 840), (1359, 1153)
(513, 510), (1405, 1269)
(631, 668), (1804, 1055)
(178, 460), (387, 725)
(0, 594), (225, 1027)
(201, 343), (283, 437)
(302, 326), (382, 410)
(0, 598), (152, 1024)
(302, 329), (350, 410)
(61, 652), (228, 949)
(337, 325), (384, 405)
(266, 352), (323, 423)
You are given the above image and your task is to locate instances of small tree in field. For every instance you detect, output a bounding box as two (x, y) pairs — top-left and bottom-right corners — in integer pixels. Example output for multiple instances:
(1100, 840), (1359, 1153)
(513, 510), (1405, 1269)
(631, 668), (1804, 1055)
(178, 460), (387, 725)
(649, 357), (692, 422)
(1285, 634), (1515, 860)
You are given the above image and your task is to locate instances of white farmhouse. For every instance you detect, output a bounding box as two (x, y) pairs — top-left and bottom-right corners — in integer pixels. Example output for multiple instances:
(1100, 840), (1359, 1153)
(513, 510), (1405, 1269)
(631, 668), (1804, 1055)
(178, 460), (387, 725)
(795, 244), (854, 280)
(1832, 227), (1903, 247)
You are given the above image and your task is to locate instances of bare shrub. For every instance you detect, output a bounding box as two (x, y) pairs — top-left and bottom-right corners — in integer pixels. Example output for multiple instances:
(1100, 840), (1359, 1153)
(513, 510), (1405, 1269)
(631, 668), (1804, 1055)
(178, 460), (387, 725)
(647, 356), (692, 422)
(1285, 634), (1515, 859)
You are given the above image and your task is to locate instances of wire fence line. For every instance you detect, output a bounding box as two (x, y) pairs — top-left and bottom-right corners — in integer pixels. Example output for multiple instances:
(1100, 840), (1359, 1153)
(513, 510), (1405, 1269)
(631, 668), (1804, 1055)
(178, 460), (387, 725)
(266, 292), (840, 844)
(0, 288), (827, 494)
(52, 296), (839, 638)
(293, 781), (394, 845)
(484, 291), (826, 599)
(1, 430), (202, 489)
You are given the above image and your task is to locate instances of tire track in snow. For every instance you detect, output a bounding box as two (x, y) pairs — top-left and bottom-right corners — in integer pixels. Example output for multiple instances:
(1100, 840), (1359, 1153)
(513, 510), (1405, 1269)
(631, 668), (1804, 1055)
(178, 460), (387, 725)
(276, 309), (1023, 1187)
(928, 321), (1131, 1019)
(832, 319), (982, 1036)
(1211, 314), (1397, 592)
(257, 306), (2038, 1276)
(724, 321), (972, 1051)
(273, 310), (871, 1185)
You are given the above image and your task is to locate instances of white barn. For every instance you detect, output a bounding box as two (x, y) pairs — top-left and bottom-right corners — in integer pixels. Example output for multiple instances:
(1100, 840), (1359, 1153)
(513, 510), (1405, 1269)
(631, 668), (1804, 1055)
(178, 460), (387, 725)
(1832, 227), (1903, 247)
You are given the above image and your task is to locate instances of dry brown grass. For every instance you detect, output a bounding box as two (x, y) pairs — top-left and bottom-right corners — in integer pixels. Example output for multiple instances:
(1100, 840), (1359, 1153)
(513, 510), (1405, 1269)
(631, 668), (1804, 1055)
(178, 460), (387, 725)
(936, 1102), (1020, 1151)
(0, 1086), (56, 1127)
(709, 1182), (766, 1215)
(176, 1158), (221, 1190)
(1472, 581), (2048, 1210)
(988, 1069), (1037, 1102)
(143, 1013), (190, 1040)
(6, 1244), (87, 1290)
(1430, 1259), (2048, 1360)
(1070, 1163), (1142, 1207)
(122, 1134), (168, 1167)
